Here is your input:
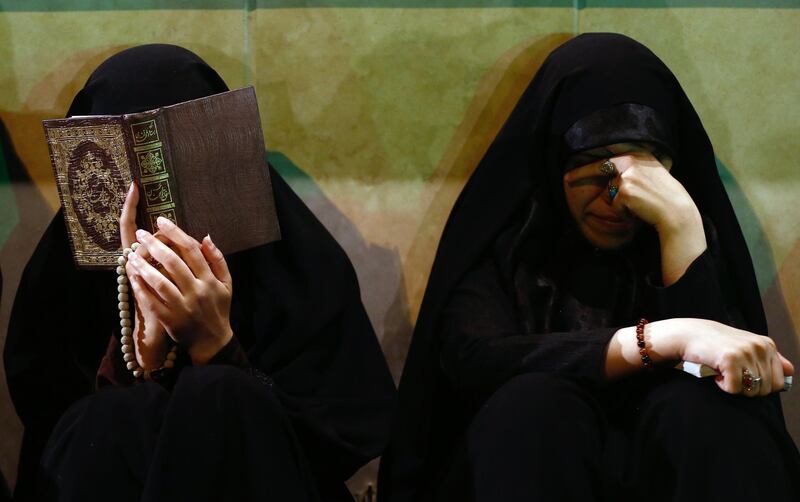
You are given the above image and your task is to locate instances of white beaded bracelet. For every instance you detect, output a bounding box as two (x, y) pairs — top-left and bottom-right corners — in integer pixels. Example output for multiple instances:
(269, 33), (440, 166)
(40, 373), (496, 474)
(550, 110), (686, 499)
(117, 242), (178, 379)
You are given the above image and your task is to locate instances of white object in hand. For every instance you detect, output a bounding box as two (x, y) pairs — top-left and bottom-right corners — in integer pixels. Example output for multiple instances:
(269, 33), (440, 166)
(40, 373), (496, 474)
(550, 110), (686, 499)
(675, 361), (793, 392)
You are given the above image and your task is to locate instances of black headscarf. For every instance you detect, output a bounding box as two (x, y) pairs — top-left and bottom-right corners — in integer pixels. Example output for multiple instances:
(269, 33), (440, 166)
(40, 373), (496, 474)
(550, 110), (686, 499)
(6, 44), (395, 497)
(378, 33), (765, 501)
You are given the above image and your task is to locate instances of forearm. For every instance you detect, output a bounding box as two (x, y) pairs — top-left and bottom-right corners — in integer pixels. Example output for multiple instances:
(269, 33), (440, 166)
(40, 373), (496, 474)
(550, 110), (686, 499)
(442, 328), (616, 403)
(657, 205), (707, 286)
(603, 320), (683, 379)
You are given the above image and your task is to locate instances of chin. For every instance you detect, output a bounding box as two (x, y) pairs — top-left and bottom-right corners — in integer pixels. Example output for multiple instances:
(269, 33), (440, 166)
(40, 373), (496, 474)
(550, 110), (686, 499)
(582, 228), (636, 250)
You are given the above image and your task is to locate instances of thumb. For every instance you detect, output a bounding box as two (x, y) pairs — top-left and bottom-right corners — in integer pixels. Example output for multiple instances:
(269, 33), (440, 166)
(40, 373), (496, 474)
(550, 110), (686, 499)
(201, 235), (232, 288)
(120, 182), (139, 248)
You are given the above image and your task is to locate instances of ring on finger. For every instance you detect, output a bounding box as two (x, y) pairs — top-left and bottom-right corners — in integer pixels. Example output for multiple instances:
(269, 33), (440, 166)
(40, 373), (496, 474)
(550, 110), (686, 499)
(600, 159), (618, 177)
(608, 183), (619, 200)
(742, 368), (762, 392)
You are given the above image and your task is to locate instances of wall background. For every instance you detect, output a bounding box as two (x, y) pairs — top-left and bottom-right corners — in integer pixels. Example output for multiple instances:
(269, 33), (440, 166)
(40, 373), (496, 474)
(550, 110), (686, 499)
(1, 0), (798, 496)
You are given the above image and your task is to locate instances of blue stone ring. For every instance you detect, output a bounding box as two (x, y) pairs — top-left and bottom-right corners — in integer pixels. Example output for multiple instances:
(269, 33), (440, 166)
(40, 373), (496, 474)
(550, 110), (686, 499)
(608, 184), (619, 200)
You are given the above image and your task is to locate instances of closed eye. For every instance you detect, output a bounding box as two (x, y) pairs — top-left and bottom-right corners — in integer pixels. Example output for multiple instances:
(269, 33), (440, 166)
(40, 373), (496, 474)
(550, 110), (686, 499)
(567, 175), (607, 188)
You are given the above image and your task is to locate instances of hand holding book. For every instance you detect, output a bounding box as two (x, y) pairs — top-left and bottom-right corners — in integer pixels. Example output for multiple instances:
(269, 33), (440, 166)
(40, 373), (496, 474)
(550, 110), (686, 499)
(120, 183), (170, 370)
(122, 183), (234, 368)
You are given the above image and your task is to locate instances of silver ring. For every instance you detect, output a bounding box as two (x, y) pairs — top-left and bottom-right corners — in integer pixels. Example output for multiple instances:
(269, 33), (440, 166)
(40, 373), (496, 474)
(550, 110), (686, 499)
(742, 368), (761, 392)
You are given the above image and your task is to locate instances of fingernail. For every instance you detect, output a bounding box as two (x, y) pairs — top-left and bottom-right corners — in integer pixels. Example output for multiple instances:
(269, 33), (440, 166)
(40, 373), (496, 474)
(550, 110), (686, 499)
(128, 182), (135, 195)
(205, 234), (216, 249)
(157, 216), (173, 228)
(135, 229), (147, 240)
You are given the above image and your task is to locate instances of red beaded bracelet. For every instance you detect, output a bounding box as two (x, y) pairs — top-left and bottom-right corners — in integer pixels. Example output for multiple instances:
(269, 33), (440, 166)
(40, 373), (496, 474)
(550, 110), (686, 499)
(636, 318), (653, 368)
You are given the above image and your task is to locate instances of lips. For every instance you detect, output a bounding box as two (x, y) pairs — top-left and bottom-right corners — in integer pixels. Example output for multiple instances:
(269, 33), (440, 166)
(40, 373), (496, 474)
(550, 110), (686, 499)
(588, 213), (634, 231)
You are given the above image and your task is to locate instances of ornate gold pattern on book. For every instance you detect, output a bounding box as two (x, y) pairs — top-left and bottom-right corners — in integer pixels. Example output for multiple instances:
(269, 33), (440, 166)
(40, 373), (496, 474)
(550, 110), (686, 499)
(136, 148), (166, 176)
(46, 123), (133, 267)
(130, 119), (179, 227)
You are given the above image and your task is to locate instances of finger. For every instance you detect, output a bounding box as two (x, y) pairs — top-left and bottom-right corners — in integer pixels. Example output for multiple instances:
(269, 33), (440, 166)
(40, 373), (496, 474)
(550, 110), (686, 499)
(605, 178), (620, 207)
(716, 357), (743, 395)
(201, 235), (232, 288)
(154, 217), (213, 281)
(616, 150), (665, 170)
(120, 183), (139, 248)
(740, 363), (760, 398)
(129, 232), (171, 263)
(770, 350), (785, 394)
(564, 160), (615, 185)
(755, 359), (771, 397)
(778, 352), (795, 376)
(128, 272), (169, 319)
(136, 229), (195, 293)
(128, 251), (182, 305)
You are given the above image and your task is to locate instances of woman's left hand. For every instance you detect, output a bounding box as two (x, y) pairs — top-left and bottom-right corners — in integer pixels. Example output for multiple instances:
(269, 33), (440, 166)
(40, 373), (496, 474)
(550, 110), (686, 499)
(609, 152), (707, 286)
(607, 152), (698, 235)
(126, 216), (234, 365)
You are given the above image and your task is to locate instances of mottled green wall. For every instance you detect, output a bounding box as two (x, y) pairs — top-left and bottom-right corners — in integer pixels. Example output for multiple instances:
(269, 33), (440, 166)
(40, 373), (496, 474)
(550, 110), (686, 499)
(1, 0), (798, 494)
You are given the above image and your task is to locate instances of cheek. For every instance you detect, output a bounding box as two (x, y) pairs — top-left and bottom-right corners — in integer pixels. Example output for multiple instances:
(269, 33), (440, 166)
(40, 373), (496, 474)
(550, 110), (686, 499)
(563, 183), (604, 219)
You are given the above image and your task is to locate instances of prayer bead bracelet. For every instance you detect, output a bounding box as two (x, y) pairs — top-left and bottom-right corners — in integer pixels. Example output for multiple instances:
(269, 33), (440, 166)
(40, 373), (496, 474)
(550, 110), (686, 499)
(636, 318), (652, 368)
(117, 243), (178, 379)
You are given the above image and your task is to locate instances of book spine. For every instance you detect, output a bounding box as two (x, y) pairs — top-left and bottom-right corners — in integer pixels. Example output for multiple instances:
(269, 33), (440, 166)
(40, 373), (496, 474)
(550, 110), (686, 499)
(123, 110), (182, 233)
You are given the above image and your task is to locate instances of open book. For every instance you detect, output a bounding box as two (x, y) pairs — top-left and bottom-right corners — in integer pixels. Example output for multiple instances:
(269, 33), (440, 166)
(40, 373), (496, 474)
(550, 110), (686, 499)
(44, 86), (280, 269)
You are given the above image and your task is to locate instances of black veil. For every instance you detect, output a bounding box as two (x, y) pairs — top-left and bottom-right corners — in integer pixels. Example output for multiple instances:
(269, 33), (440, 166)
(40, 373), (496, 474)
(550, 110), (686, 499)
(5, 44), (395, 498)
(379, 33), (765, 501)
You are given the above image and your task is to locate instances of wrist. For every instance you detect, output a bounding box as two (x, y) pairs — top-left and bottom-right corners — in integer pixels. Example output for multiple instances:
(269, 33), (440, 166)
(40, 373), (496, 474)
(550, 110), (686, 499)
(186, 326), (234, 366)
(646, 319), (684, 362)
(656, 208), (707, 286)
(655, 200), (702, 237)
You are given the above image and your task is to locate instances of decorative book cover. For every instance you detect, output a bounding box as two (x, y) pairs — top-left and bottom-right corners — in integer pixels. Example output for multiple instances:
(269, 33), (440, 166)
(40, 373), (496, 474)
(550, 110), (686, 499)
(43, 86), (280, 269)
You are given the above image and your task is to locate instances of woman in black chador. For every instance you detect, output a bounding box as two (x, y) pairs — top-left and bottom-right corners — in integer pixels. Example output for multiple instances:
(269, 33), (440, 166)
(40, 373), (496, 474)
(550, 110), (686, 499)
(5, 45), (395, 502)
(379, 34), (799, 502)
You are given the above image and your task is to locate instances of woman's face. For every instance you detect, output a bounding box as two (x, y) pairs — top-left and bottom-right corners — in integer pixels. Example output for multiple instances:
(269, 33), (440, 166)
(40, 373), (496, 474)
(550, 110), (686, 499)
(562, 142), (672, 250)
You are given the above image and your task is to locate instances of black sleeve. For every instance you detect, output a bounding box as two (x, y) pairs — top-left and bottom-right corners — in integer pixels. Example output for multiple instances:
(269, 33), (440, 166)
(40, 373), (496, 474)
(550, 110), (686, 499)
(644, 248), (735, 324)
(207, 334), (251, 368)
(440, 256), (615, 405)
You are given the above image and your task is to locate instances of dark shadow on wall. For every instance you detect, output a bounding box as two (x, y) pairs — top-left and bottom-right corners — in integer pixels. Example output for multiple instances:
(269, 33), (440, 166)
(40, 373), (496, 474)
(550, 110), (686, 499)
(718, 157), (800, 438)
(402, 32), (572, 323)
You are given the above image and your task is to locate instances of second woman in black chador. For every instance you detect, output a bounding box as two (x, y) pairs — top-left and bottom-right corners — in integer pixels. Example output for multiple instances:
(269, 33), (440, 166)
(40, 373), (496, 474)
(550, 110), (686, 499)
(379, 33), (799, 502)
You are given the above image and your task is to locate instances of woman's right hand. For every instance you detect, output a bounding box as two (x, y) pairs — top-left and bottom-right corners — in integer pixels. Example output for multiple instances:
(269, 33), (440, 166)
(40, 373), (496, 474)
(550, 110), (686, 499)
(670, 318), (793, 396)
(645, 318), (794, 396)
(120, 183), (169, 369)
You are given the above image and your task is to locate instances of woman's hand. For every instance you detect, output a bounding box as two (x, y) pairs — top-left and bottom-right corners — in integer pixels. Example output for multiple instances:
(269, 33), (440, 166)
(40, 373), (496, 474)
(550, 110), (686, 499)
(609, 152), (707, 285)
(666, 319), (794, 396)
(565, 150), (707, 285)
(120, 183), (169, 369)
(126, 215), (234, 366)
(607, 318), (794, 397)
